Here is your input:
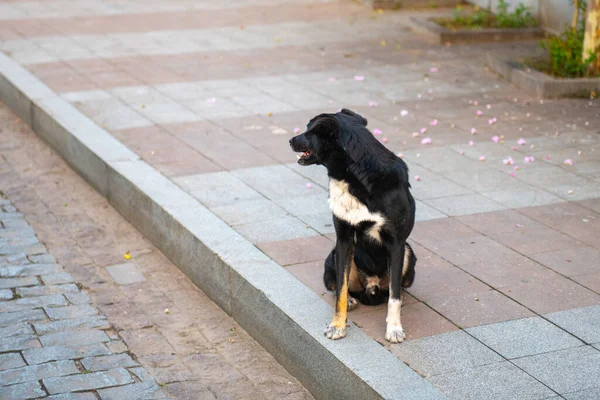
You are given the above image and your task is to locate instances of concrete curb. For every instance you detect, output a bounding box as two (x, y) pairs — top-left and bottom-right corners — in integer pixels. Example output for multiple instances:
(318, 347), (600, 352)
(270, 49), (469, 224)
(0, 53), (446, 400)
(486, 54), (600, 98)
(409, 17), (543, 44)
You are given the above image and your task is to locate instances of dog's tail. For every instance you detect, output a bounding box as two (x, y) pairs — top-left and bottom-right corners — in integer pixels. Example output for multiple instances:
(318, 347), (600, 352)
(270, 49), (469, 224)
(401, 242), (417, 288)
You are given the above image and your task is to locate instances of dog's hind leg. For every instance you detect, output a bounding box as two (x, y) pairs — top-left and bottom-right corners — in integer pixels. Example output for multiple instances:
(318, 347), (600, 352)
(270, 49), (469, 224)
(323, 249), (337, 291)
(385, 241), (407, 343)
(401, 242), (417, 288)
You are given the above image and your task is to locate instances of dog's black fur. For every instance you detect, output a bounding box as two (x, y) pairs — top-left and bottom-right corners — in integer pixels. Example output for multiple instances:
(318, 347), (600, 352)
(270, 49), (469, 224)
(289, 109), (416, 340)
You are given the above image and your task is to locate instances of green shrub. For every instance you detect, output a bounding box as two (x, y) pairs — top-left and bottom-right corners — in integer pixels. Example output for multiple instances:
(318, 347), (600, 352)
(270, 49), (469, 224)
(536, 0), (598, 77)
(437, 1), (537, 30)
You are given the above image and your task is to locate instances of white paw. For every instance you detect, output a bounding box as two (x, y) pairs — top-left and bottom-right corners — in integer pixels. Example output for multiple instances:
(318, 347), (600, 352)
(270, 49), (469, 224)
(324, 324), (347, 340)
(385, 327), (406, 343)
(347, 297), (358, 311)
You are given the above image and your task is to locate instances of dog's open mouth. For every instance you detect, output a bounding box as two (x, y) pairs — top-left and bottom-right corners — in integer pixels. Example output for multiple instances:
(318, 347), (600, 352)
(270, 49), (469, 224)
(297, 150), (311, 160)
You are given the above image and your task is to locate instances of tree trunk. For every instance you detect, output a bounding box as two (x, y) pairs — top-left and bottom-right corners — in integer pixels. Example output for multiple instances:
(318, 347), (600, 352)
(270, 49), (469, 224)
(573, 0), (580, 30)
(583, 0), (600, 74)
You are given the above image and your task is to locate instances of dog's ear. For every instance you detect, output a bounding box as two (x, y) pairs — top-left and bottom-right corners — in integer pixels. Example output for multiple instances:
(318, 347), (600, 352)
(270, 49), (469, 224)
(340, 109), (368, 126)
(308, 115), (338, 137)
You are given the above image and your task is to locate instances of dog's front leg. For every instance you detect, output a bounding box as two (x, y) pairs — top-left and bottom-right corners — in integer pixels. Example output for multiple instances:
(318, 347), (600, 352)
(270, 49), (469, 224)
(325, 219), (354, 340)
(386, 241), (406, 343)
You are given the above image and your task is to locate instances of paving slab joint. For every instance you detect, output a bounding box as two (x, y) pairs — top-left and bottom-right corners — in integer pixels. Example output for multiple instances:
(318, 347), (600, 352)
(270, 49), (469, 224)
(0, 52), (446, 400)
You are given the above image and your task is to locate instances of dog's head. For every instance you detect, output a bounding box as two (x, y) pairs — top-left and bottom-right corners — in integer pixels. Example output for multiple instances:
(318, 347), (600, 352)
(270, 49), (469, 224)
(289, 109), (368, 166)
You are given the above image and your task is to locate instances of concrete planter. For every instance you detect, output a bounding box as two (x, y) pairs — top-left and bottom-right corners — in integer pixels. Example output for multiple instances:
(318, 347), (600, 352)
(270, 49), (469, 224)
(487, 54), (600, 98)
(409, 17), (543, 44)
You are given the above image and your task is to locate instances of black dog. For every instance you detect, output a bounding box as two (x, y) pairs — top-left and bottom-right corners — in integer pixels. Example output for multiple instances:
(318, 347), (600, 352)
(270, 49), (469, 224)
(289, 109), (416, 343)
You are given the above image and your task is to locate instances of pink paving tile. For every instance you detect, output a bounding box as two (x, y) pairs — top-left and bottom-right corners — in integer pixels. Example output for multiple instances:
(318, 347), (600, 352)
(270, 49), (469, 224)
(517, 202), (600, 246)
(350, 302), (458, 344)
(163, 122), (278, 170)
(257, 236), (333, 267)
(421, 236), (525, 267)
(460, 256), (549, 289)
(411, 218), (482, 249)
(26, 62), (97, 93)
(492, 228), (586, 256)
(425, 289), (534, 328)
(501, 269), (600, 314)
(6, 3), (367, 38)
(571, 273), (600, 294)
(407, 263), (491, 303)
(456, 209), (547, 235)
(112, 125), (221, 177)
(529, 247), (600, 277)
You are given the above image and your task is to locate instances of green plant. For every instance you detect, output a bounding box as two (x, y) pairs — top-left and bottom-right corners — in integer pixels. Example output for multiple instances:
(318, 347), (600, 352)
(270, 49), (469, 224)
(436, 1), (537, 30)
(538, 0), (598, 77)
(496, 0), (537, 28)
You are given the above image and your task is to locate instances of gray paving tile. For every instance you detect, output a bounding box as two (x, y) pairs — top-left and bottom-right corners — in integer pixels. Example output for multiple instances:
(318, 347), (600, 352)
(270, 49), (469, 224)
(285, 163), (329, 189)
(415, 200), (448, 222)
(545, 305), (600, 344)
(564, 387), (600, 400)
(173, 172), (263, 207)
(297, 212), (335, 235)
(481, 189), (563, 209)
(428, 361), (554, 400)
(391, 330), (503, 377)
(233, 165), (325, 200)
(273, 193), (330, 216)
(210, 199), (288, 226)
(466, 316), (583, 359)
(105, 263), (146, 285)
(235, 216), (319, 244)
(412, 176), (473, 200)
(512, 346), (600, 395)
(423, 194), (507, 217)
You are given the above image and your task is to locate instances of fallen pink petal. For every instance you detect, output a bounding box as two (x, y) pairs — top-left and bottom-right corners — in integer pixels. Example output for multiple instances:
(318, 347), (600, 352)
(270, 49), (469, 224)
(421, 137), (432, 145)
(471, 128), (477, 135)
(412, 132), (420, 138)
(564, 159), (573, 166)
(400, 110), (409, 116)
(509, 172), (517, 177)
(420, 127), (427, 134)
(524, 156), (535, 163)
(477, 110), (483, 116)
(354, 75), (365, 81)
(368, 101), (378, 107)
(429, 67), (439, 72)
(328, 77), (336, 82)
(517, 138), (527, 146)
(459, 150), (465, 155)
(382, 137), (388, 143)
(414, 175), (421, 181)
(503, 157), (514, 165)
(491, 136), (500, 143)
(486, 104), (492, 110)
(207, 97), (217, 103)
(293, 127), (301, 134)
(430, 119), (438, 126)
(469, 140), (475, 146)
(305, 183), (313, 189)
(545, 155), (551, 160)
(373, 128), (382, 135)
(479, 156), (485, 161)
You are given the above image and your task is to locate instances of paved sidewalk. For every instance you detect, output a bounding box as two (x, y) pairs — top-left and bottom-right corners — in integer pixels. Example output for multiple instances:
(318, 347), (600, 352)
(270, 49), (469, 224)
(0, 104), (312, 399)
(2, 0), (600, 399)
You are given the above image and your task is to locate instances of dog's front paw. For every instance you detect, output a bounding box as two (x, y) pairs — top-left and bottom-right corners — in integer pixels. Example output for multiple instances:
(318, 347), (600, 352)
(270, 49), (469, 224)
(324, 324), (347, 340)
(385, 327), (405, 343)
(347, 297), (358, 311)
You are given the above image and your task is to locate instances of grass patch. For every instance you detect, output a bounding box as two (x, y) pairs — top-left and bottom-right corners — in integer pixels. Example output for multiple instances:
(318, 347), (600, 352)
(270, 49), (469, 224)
(435, 1), (537, 30)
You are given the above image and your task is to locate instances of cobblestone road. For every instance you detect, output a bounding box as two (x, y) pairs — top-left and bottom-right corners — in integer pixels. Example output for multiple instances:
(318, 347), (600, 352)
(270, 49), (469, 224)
(0, 103), (313, 399)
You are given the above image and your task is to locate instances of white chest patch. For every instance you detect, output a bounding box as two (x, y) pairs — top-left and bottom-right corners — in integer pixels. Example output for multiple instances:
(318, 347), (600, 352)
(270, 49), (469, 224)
(328, 179), (386, 242)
